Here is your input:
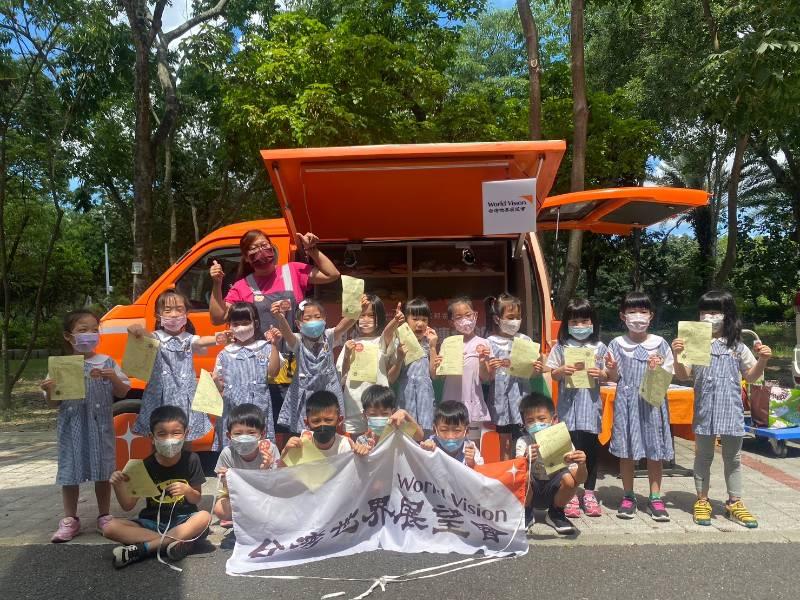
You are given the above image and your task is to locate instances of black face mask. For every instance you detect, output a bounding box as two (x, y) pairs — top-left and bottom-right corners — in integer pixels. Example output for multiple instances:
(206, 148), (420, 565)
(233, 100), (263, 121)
(312, 424), (337, 445)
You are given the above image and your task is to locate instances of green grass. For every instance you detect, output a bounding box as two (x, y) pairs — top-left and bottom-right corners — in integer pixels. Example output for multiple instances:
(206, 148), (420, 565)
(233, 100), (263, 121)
(0, 358), (57, 431)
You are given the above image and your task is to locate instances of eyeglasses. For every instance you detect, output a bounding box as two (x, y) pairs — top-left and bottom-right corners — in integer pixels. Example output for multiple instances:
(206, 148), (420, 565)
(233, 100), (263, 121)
(247, 243), (274, 257)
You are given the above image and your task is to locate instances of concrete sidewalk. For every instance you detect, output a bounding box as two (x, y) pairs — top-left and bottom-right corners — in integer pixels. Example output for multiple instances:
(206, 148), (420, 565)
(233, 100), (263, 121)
(2, 431), (800, 547)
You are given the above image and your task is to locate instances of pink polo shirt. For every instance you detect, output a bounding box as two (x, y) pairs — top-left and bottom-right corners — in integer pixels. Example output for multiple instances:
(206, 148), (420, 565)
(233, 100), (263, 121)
(224, 262), (313, 305)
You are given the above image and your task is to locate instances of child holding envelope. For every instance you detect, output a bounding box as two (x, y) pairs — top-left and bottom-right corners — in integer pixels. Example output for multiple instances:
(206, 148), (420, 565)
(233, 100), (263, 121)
(485, 293), (544, 460)
(672, 290), (771, 529)
(545, 298), (608, 518)
(605, 291), (674, 522)
(439, 296), (492, 446)
(337, 295), (399, 437)
(515, 393), (587, 535)
(41, 310), (131, 543)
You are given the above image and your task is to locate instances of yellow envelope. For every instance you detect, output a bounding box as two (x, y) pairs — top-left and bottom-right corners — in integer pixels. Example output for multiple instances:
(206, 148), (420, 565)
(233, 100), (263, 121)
(191, 369), (223, 416)
(122, 335), (160, 382)
(436, 335), (464, 376)
(349, 342), (379, 383)
(122, 459), (160, 498)
(678, 321), (712, 366)
(397, 323), (425, 365)
(534, 422), (573, 475)
(48, 355), (85, 400)
(281, 437), (336, 492)
(376, 420), (419, 446)
(341, 275), (365, 319)
(509, 337), (541, 379)
(639, 366), (672, 408)
(563, 346), (596, 389)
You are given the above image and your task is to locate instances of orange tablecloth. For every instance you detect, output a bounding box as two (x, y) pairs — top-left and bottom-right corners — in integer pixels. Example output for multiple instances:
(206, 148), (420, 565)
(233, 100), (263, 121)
(598, 386), (695, 445)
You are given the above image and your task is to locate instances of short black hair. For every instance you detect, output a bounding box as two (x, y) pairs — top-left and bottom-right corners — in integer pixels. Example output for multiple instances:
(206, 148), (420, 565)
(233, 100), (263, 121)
(150, 405), (188, 434)
(447, 296), (474, 321)
(361, 385), (396, 412)
(619, 291), (654, 314)
(227, 403), (265, 432)
(434, 400), (469, 428)
(519, 392), (555, 420)
(404, 297), (431, 319)
(306, 390), (340, 416)
(360, 294), (387, 333)
(698, 289), (741, 349)
(557, 298), (599, 344)
(227, 301), (260, 331)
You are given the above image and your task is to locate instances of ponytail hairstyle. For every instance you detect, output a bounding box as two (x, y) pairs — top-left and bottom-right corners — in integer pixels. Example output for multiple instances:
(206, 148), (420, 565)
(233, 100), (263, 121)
(485, 293), (522, 332)
(698, 290), (741, 349)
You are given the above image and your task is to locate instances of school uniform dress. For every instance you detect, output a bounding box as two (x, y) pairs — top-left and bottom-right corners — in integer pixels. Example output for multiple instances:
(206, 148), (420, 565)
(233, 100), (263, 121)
(546, 340), (607, 434)
(55, 354), (130, 485)
(397, 338), (436, 431)
(608, 334), (674, 461)
(336, 335), (395, 435)
(487, 334), (533, 427)
(133, 330), (212, 441)
(692, 338), (755, 437)
(212, 340), (276, 450)
(277, 329), (345, 434)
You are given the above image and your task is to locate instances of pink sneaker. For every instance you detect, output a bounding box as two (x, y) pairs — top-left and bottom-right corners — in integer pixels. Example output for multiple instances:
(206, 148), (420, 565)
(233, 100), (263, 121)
(51, 517), (80, 543)
(582, 491), (602, 516)
(97, 514), (113, 533)
(564, 494), (581, 518)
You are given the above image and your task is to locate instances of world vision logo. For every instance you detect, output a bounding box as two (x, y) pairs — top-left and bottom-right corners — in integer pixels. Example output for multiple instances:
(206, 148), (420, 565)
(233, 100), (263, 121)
(519, 194), (534, 204)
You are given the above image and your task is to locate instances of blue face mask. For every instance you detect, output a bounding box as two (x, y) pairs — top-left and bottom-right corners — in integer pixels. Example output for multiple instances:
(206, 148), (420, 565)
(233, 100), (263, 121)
(437, 436), (465, 454)
(300, 320), (325, 339)
(568, 325), (593, 340)
(367, 416), (389, 435)
(527, 422), (550, 436)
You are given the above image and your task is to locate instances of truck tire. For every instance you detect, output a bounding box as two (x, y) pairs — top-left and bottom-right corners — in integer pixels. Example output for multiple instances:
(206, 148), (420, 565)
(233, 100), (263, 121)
(112, 399), (142, 416)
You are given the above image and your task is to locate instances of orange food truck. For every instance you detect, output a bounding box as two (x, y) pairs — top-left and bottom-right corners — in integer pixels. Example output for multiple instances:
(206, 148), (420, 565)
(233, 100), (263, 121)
(99, 141), (707, 463)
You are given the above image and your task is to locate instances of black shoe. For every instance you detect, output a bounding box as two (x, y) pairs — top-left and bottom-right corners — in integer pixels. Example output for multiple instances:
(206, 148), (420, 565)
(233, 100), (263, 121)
(545, 507), (575, 534)
(112, 543), (146, 569)
(166, 540), (192, 562)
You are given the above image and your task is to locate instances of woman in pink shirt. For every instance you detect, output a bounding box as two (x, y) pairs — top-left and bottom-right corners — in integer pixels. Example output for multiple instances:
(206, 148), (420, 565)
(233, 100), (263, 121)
(209, 230), (339, 336)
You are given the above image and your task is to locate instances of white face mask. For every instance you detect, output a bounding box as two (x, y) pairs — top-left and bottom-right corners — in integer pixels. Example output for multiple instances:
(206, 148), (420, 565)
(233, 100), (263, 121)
(358, 317), (376, 334)
(153, 437), (184, 458)
(498, 318), (521, 336)
(231, 324), (255, 342)
(702, 313), (725, 331)
(230, 434), (260, 456)
(624, 312), (651, 334)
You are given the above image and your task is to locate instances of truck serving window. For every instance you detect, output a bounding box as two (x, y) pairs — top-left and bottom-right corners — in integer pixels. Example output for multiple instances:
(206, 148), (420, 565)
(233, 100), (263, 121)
(175, 247), (240, 311)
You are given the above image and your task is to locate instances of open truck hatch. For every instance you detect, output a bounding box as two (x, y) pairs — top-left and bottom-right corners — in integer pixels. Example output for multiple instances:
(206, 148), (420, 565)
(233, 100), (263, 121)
(538, 187), (710, 235)
(261, 141), (566, 242)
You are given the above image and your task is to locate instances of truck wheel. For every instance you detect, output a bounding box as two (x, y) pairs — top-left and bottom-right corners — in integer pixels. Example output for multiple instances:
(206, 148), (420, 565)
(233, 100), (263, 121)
(112, 399), (142, 416)
(768, 438), (788, 458)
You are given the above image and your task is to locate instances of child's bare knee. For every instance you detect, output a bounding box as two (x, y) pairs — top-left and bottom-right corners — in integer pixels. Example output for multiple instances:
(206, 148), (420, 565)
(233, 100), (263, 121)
(561, 473), (577, 490)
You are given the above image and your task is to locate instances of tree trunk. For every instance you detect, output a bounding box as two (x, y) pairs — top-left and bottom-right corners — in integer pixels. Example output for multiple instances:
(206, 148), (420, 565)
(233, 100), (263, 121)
(190, 195), (200, 243)
(632, 227), (642, 291)
(516, 0), (542, 140)
(555, 0), (588, 314)
(692, 205), (715, 290)
(130, 38), (155, 299)
(164, 130), (177, 265)
(714, 132), (748, 286)
(0, 126), (10, 409)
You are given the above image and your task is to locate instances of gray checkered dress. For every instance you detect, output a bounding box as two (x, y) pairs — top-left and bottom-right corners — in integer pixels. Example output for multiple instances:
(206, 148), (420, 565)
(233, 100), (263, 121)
(608, 337), (674, 461)
(692, 339), (748, 437)
(213, 341), (275, 450)
(487, 334), (533, 427)
(549, 341), (607, 434)
(55, 357), (117, 485)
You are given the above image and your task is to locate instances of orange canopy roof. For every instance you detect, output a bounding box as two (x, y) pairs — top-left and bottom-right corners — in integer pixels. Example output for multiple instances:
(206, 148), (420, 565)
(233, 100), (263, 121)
(260, 141), (566, 242)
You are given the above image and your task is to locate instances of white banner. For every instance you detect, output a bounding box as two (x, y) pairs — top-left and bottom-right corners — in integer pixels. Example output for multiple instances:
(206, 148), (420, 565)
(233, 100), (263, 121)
(481, 178), (537, 235)
(226, 431), (528, 574)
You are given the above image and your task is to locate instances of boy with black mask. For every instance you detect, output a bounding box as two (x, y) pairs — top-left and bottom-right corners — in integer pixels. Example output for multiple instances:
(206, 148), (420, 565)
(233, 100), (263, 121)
(280, 390), (369, 461)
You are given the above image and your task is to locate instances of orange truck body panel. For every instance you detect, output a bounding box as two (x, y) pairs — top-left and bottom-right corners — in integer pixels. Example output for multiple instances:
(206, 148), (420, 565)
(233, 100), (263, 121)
(103, 141), (709, 459)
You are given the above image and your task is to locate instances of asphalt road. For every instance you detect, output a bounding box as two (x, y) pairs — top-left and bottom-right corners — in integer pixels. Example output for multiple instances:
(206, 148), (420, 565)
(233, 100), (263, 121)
(0, 541), (793, 600)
